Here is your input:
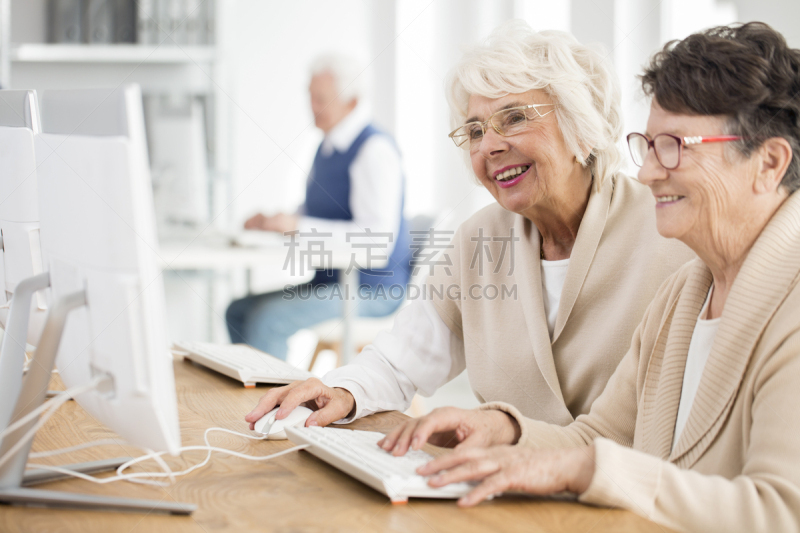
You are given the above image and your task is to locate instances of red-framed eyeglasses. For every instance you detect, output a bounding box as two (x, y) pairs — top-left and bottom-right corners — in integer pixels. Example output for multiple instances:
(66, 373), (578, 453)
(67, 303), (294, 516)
(626, 132), (744, 170)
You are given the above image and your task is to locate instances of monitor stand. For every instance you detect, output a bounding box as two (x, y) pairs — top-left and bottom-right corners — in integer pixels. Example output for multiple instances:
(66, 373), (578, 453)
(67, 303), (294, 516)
(0, 288), (195, 515)
(0, 274), (130, 488)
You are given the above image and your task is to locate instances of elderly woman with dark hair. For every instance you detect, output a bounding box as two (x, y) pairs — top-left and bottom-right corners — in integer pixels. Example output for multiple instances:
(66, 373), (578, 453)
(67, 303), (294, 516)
(245, 21), (692, 435)
(385, 22), (800, 532)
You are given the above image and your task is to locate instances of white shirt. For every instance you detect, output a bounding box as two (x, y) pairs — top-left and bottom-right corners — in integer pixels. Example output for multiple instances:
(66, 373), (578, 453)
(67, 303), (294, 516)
(672, 286), (720, 448)
(321, 257), (570, 422)
(322, 298), (463, 422)
(297, 105), (404, 255)
(541, 258), (570, 339)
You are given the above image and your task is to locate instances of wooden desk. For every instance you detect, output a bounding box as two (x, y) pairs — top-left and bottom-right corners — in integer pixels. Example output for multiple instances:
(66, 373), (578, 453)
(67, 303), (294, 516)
(0, 361), (668, 532)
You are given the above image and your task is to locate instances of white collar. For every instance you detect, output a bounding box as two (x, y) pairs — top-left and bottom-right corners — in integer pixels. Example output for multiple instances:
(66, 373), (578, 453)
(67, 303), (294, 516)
(320, 104), (371, 156)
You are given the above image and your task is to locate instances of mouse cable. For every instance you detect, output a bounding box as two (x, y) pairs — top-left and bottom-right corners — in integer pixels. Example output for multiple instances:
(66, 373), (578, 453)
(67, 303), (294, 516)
(0, 375), (106, 471)
(26, 426), (309, 487)
(13, 378), (310, 488)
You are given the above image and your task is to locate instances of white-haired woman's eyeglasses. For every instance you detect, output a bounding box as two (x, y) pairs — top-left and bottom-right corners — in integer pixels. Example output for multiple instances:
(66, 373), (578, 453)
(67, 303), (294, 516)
(448, 104), (556, 150)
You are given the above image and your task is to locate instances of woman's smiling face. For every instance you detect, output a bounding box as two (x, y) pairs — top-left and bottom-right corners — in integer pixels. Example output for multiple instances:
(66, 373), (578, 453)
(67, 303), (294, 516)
(637, 101), (759, 249)
(467, 89), (587, 217)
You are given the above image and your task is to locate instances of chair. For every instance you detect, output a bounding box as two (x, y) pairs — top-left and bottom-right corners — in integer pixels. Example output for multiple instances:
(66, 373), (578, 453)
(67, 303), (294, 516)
(306, 214), (436, 371)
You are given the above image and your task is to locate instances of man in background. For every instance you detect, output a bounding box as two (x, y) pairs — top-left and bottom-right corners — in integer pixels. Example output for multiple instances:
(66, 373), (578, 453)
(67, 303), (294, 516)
(226, 54), (410, 361)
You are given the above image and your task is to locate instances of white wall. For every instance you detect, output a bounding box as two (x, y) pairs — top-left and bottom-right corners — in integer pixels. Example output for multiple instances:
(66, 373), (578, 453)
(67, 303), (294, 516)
(567, 0), (738, 176)
(734, 0), (800, 48)
(219, 0), (371, 227)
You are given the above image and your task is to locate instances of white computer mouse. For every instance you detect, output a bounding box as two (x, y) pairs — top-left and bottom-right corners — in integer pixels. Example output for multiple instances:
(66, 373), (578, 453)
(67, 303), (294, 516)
(254, 406), (314, 440)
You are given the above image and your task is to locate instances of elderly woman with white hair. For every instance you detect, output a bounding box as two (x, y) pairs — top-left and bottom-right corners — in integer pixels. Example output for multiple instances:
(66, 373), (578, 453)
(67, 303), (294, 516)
(245, 21), (693, 434)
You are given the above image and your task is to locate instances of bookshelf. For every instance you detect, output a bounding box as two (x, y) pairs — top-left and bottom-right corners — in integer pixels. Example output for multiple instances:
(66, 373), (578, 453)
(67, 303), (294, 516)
(0, 0), (231, 224)
(10, 43), (216, 63)
(0, 0), (235, 343)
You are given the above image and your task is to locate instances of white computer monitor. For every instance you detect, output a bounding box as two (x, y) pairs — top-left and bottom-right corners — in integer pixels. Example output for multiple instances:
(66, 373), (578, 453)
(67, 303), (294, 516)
(0, 90), (52, 449)
(0, 89), (47, 343)
(0, 85), (190, 514)
(36, 85), (180, 453)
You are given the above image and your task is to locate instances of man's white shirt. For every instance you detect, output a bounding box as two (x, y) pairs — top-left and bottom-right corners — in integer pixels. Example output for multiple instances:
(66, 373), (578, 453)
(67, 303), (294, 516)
(297, 105), (404, 255)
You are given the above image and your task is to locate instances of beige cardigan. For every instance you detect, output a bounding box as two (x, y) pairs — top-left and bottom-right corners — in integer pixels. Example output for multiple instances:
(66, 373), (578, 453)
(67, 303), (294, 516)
(485, 190), (800, 532)
(427, 174), (694, 424)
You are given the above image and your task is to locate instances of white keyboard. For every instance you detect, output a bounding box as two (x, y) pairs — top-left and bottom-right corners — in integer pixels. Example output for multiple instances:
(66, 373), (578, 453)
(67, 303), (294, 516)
(231, 230), (287, 248)
(285, 426), (474, 503)
(172, 341), (312, 387)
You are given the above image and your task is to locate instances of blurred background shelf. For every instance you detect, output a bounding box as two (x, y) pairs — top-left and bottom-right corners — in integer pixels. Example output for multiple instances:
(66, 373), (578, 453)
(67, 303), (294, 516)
(10, 43), (216, 63)
(0, 0), (233, 345)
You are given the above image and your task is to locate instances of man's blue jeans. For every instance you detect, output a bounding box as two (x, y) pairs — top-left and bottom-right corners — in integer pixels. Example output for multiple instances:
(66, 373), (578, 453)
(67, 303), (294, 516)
(225, 283), (404, 361)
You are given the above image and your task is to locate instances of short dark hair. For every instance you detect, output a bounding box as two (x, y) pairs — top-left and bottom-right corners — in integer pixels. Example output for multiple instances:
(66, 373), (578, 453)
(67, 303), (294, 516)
(641, 22), (800, 193)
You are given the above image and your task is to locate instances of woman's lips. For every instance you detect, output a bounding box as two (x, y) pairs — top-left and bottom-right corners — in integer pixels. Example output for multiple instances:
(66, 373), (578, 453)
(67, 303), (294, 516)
(495, 166), (530, 189)
(655, 195), (685, 207)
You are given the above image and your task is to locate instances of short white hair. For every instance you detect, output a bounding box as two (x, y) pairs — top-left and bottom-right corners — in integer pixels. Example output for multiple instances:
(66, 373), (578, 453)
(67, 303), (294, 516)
(310, 54), (365, 103)
(447, 20), (624, 187)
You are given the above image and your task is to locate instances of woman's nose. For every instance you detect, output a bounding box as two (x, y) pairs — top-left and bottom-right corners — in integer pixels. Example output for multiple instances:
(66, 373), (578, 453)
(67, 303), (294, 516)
(636, 148), (668, 185)
(478, 127), (508, 158)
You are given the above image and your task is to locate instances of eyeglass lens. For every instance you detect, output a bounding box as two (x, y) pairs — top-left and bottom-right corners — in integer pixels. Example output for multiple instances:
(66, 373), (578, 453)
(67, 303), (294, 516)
(455, 108), (532, 149)
(628, 133), (681, 169)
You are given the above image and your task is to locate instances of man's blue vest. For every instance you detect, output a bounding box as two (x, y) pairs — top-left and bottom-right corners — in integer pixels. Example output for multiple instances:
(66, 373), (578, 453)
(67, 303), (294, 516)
(304, 124), (411, 290)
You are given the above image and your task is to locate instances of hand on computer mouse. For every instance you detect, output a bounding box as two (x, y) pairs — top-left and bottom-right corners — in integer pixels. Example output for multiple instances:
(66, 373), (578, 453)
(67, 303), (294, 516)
(245, 378), (355, 430)
(254, 406), (314, 440)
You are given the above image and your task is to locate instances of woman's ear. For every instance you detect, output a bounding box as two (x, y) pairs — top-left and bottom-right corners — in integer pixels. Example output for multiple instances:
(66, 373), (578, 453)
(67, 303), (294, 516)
(754, 137), (793, 194)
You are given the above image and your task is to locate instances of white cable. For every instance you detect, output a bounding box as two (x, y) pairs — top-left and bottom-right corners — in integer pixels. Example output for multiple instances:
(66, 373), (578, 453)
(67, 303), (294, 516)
(32, 437), (176, 489)
(116, 427), (309, 482)
(26, 426), (309, 486)
(0, 394), (76, 470)
(144, 448), (176, 485)
(0, 377), (103, 470)
(26, 443), (309, 485)
(1, 376), (103, 441)
(12, 375), (309, 488)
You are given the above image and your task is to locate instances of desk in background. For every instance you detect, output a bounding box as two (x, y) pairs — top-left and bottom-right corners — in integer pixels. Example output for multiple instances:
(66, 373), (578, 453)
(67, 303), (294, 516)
(159, 231), (388, 363)
(0, 361), (670, 533)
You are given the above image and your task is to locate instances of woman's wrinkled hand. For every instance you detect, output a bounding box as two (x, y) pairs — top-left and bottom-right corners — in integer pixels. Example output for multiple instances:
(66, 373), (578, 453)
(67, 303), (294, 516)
(418, 444), (596, 507)
(244, 378), (355, 429)
(377, 406), (521, 456)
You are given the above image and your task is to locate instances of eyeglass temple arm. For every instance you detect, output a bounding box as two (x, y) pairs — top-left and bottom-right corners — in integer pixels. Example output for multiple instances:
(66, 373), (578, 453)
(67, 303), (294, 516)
(683, 135), (742, 145)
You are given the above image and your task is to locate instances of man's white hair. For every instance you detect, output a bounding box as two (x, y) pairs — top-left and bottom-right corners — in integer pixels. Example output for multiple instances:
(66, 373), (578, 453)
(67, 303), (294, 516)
(310, 54), (365, 103)
(447, 20), (624, 186)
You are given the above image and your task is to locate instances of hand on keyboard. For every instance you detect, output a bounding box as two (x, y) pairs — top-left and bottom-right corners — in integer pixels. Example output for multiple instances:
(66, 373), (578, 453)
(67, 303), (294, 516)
(415, 444), (594, 507)
(245, 378), (355, 430)
(377, 406), (522, 457)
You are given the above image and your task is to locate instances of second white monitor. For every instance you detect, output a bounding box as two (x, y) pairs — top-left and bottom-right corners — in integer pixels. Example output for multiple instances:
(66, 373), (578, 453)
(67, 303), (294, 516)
(35, 85), (180, 454)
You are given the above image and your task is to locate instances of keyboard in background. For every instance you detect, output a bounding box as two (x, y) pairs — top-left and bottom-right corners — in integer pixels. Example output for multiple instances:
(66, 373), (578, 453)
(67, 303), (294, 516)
(172, 341), (311, 387)
(286, 426), (474, 503)
(230, 230), (287, 248)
